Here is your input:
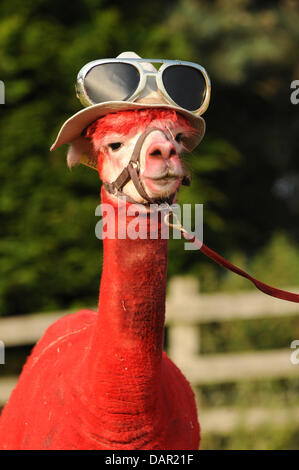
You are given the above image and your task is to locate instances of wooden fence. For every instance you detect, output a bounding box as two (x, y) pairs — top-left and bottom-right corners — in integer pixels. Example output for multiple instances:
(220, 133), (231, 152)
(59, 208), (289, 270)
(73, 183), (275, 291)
(1, 276), (299, 434)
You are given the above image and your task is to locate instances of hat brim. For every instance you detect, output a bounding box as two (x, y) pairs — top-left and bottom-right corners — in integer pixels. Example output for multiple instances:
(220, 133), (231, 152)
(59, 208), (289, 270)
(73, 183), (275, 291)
(50, 101), (205, 153)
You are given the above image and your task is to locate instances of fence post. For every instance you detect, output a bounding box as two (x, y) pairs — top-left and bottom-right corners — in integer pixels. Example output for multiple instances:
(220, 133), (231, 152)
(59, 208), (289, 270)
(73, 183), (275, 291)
(0, 81), (5, 105)
(166, 276), (202, 406)
(0, 341), (4, 364)
(167, 276), (200, 364)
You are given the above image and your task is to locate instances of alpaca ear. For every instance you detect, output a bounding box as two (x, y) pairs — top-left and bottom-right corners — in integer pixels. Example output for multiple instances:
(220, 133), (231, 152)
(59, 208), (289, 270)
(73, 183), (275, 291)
(67, 137), (97, 170)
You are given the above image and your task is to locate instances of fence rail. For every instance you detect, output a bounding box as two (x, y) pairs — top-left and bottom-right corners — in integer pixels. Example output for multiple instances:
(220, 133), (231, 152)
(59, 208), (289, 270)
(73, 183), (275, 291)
(1, 276), (299, 433)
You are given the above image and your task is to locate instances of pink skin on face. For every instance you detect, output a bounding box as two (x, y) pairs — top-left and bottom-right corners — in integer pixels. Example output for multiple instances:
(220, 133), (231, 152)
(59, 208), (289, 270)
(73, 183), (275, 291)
(98, 122), (188, 204)
(140, 130), (184, 197)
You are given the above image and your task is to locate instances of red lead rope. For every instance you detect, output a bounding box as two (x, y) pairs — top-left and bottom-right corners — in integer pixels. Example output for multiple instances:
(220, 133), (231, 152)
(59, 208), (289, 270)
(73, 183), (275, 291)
(175, 225), (299, 304)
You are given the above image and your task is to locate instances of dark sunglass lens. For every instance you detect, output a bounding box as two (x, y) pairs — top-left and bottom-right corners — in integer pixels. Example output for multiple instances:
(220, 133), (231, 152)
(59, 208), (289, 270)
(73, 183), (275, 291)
(162, 65), (206, 111)
(84, 63), (140, 103)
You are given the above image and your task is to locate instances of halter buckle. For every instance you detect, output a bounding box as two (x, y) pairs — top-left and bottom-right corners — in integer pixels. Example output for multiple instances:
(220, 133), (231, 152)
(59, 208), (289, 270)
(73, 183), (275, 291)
(130, 161), (140, 172)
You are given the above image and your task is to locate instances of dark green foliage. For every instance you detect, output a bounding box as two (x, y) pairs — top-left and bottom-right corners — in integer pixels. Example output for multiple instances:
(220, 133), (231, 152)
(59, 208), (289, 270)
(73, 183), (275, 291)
(1, 0), (298, 316)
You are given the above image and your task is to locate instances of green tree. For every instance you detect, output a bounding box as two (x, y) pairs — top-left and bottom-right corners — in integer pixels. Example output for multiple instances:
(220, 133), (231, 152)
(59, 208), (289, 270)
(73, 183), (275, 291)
(0, 0), (298, 316)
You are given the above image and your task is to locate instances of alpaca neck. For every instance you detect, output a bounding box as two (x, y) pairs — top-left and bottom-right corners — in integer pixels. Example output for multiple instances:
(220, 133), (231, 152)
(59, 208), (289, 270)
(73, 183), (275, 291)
(85, 188), (168, 424)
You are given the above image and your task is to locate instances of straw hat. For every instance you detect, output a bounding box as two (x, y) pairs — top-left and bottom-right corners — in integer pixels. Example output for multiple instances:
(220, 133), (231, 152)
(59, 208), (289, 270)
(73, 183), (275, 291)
(50, 52), (206, 165)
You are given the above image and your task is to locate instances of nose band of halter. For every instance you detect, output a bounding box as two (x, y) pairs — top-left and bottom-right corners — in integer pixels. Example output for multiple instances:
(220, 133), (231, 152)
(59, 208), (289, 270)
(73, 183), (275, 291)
(103, 127), (191, 205)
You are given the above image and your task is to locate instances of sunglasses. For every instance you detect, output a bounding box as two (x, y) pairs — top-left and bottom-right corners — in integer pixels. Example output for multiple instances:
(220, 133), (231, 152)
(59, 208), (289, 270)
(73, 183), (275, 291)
(76, 58), (211, 116)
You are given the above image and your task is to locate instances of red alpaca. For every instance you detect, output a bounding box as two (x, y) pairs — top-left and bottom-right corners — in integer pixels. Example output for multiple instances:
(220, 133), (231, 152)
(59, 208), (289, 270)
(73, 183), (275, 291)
(0, 109), (201, 450)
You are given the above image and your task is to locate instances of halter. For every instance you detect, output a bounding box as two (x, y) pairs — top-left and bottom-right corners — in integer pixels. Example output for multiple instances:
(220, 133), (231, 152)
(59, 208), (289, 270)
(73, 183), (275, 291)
(103, 127), (191, 205)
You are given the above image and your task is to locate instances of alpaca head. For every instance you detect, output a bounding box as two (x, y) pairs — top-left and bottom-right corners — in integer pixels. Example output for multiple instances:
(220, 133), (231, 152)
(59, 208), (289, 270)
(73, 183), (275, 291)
(81, 108), (198, 204)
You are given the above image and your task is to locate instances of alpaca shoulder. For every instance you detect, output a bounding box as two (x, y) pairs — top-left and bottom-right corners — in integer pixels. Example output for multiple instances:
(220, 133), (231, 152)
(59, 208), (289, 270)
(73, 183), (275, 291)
(25, 308), (97, 370)
(161, 351), (200, 448)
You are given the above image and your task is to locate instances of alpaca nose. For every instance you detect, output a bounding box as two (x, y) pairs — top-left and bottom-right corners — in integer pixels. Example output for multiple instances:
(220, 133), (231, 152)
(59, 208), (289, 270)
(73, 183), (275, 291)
(147, 141), (177, 161)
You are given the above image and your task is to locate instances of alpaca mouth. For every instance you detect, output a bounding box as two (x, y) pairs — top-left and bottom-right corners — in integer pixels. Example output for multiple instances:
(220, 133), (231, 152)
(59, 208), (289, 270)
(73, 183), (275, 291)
(148, 175), (178, 183)
(147, 176), (178, 186)
(143, 170), (182, 183)
(142, 171), (181, 199)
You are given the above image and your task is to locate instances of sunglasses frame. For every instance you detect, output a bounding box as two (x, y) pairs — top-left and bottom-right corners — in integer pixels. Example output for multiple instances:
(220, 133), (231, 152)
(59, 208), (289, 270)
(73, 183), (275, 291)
(76, 58), (211, 116)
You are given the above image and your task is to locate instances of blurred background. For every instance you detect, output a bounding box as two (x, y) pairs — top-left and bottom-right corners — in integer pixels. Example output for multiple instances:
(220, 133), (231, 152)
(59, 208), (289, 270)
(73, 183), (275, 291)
(1, 0), (299, 449)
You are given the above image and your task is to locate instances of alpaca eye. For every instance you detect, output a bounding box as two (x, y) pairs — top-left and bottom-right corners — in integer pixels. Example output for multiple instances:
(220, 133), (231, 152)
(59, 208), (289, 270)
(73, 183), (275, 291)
(109, 142), (123, 151)
(175, 133), (183, 143)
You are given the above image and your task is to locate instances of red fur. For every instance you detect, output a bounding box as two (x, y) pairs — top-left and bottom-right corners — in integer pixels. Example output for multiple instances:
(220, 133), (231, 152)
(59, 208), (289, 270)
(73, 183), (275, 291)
(85, 108), (194, 141)
(0, 112), (200, 450)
